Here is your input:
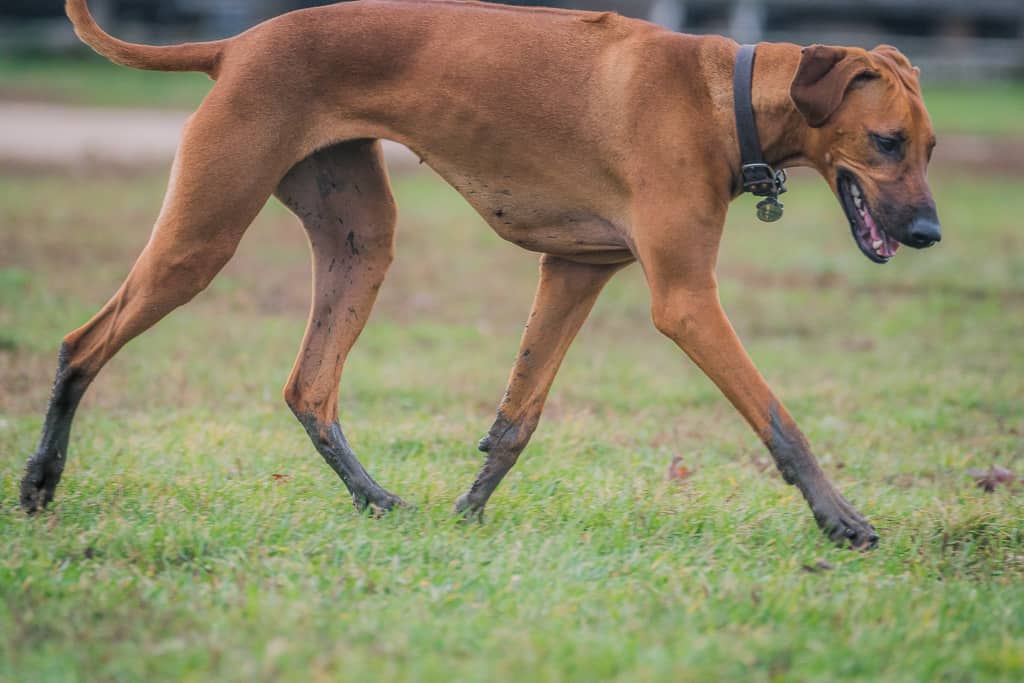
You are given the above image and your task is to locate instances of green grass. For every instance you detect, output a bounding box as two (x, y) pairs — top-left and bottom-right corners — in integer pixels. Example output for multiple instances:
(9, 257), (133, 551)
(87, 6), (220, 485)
(1, 164), (1022, 681)
(2, 53), (1023, 136)
(0, 54), (210, 110)
(923, 82), (1024, 136)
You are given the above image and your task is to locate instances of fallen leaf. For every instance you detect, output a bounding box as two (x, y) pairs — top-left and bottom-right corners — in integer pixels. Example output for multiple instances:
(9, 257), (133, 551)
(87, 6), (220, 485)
(801, 558), (834, 573)
(968, 465), (1020, 492)
(666, 455), (693, 483)
(840, 336), (876, 352)
(271, 473), (292, 483)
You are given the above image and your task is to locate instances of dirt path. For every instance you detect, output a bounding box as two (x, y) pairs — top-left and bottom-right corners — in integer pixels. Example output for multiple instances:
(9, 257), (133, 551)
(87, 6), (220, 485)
(0, 102), (420, 170)
(1, 101), (1021, 174)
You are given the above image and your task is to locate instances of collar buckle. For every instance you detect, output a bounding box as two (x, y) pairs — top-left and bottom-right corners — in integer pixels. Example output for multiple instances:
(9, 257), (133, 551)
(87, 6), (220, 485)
(741, 163), (787, 197)
(743, 164), (788, 223)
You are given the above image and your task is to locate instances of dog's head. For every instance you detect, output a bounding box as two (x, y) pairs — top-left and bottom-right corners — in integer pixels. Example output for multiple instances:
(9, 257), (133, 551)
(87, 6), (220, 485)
(792, 44), (940, 263)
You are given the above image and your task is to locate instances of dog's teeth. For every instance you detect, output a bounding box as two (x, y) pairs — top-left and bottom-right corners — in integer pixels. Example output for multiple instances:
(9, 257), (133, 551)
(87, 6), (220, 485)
(872, 239), (883, 249)
(854, 196), (863, 209)
(850, 184), (861, 198)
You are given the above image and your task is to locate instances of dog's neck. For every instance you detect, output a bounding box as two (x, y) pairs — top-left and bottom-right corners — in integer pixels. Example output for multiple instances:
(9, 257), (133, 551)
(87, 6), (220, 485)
(747, 43), (816, 171)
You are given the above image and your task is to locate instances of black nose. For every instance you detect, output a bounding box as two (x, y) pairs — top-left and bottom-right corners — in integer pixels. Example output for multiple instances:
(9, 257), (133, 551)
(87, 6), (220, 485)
(908, 216), (941, 247)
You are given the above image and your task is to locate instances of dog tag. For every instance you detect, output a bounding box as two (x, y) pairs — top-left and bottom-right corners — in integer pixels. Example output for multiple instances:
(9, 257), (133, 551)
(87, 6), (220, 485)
(756, 197), (784, 222)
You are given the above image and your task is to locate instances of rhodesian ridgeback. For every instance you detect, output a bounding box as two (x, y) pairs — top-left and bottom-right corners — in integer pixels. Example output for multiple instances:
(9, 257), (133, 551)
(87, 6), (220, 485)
(22, 0), (942, 549)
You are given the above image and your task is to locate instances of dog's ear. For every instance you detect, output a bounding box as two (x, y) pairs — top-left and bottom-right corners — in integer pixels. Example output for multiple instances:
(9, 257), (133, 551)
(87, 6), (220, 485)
(871, 44), (922, 88)
(790, 45), (880, 128)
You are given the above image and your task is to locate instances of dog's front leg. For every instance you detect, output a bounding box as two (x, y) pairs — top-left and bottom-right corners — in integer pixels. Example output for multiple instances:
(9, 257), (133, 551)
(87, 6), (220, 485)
(636, 207), (878, 549)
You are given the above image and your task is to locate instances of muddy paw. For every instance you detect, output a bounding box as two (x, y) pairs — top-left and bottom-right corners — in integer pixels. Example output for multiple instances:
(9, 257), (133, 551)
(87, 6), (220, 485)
(813, 495), (879, 550)
(353, 490), (408, 517)
(20, 468), (58, 514)
(453, 492), (485, 522)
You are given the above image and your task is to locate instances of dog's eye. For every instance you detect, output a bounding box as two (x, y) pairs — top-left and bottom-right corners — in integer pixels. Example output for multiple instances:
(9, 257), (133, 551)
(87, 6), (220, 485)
(871, 133), (905, 159)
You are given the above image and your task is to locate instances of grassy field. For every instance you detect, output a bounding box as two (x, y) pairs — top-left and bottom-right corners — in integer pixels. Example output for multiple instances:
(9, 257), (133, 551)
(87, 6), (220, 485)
(2, 52), (1024, 137)
(2, 159), (1022, 681)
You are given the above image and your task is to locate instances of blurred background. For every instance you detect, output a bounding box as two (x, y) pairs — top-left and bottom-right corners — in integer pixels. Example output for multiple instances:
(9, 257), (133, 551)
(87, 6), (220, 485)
(2, 0), (1023, 78)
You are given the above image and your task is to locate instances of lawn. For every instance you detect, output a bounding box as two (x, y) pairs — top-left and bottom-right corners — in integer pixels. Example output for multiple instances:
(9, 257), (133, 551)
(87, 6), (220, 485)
(1, 157), (1022, 681)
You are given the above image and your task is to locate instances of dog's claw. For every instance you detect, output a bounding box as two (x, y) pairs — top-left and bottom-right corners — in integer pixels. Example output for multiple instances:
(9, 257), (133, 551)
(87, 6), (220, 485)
(20, 484), (51, 515)
(353, 490), (407, 517)
(20, 461), (60, 514)
(827, 518), (879, 550)
(812, 493), (879, 550)
(453, 493), (485, 523)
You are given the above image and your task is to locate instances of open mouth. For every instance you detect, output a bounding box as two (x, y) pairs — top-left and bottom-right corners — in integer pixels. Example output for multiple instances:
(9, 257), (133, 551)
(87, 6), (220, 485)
(838, 171), (900, 264)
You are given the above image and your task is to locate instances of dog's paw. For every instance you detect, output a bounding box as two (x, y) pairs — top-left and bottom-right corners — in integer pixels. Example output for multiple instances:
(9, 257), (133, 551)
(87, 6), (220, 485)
(20, 465), (58, 514)
(453, 492), (485, 523)
(812, 493), (879, 551)
(353, 489), (408, 517)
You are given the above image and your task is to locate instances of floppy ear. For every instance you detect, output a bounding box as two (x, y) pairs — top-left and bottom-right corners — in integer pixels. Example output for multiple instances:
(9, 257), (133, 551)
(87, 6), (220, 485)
(872, 45), (913, 71)
(871, 44), (922, 88)
(790, 45), (880, 127)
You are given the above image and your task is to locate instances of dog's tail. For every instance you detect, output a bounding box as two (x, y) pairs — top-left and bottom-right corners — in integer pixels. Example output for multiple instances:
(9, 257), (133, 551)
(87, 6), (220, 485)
(66, 0), (226, 77)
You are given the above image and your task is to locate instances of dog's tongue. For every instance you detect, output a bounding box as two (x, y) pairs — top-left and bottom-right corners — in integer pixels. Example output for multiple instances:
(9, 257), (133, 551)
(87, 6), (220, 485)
(864, 209), (899, 259)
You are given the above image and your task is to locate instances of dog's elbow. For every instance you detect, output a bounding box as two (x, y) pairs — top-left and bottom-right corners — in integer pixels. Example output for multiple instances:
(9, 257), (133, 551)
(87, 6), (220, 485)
(652, 307), (700, 342)
(650, 287), (719, 342)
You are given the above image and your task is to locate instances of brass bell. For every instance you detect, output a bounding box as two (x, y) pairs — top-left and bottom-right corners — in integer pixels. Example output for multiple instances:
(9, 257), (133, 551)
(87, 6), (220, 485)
(756, 197), (784, 222)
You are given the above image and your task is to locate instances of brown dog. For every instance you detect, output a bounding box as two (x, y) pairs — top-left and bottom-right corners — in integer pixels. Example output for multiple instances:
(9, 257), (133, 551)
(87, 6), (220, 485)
(22, 0), (942, 548)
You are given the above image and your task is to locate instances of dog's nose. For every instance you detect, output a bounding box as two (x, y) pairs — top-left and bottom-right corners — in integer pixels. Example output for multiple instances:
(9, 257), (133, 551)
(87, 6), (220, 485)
(908, 216), (941, 247)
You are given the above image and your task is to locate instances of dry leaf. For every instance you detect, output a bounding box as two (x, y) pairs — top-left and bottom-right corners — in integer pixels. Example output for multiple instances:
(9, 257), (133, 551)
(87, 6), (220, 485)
(271, 473), (292, 483)
(968, 465), (1020, 493)
(666, 455), (693, 483)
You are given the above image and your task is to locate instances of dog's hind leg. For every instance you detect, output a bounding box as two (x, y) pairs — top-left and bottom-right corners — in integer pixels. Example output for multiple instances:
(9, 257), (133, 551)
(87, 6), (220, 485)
(20, 99), (299, 512)
(275, 139), (403, 513)
(455, 255), (626, 519)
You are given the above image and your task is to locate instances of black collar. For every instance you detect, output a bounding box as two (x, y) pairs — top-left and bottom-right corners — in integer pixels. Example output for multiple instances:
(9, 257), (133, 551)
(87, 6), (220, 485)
(734, 44), (787, 221)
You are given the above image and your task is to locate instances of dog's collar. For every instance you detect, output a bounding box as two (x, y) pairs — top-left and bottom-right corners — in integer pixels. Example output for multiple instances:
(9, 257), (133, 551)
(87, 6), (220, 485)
(734, 44), (787, 222)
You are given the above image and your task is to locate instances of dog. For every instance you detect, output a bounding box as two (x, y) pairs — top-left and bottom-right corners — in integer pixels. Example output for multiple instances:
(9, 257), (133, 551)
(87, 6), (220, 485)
(21, 0), (942, 549)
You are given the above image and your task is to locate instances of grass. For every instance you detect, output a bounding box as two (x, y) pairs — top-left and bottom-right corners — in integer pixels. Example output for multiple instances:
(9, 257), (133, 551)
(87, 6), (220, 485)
(0, 54), (211, 110)
(1, 161), (1023, 681)
(922, 82), (1024, 137)
(2, 53), (1023, 137)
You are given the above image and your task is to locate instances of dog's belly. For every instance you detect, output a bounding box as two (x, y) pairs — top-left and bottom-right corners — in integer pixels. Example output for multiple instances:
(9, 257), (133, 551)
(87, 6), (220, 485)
(430, 167), (634, 264)
(489, 211), (630, 263)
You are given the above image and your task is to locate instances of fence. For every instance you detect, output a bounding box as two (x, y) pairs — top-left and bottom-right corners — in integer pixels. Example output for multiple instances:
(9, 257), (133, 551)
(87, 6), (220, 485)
(2, 0), (1022, 80)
